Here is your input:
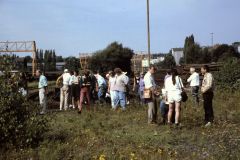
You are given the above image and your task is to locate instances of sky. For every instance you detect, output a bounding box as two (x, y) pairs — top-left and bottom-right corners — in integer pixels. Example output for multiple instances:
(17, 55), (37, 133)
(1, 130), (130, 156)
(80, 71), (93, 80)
(0, 0), (239, 57)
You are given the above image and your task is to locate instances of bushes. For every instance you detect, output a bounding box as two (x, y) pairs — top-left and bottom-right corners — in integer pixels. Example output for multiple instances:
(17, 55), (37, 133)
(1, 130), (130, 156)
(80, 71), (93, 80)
(214, 58), (240, 91)
(0, 55), (49, 150)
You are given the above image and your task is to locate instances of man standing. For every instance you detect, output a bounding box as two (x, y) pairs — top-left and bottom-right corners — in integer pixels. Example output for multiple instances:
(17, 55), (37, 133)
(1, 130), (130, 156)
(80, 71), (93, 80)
(144, 65), (158, 124)
(57, 69), (71, 111)
(36, 70), (48, 115)
(187, 67), (200, 106)
(201, 65), (214, 127)
(94, 72), (107, 105)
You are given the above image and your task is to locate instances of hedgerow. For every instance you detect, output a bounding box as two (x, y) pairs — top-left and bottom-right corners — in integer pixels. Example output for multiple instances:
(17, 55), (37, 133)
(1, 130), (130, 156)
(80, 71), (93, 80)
(0, 54), (49, 150)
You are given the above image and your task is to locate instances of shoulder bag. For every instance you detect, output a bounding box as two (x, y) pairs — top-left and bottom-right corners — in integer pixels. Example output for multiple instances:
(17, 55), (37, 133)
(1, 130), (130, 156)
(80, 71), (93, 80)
(178, 76), (188, 102)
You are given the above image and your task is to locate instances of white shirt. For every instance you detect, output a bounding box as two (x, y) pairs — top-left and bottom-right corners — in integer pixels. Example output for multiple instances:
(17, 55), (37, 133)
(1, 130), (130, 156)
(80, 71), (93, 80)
(187, 72), (200, 87)
(71, 75), (79, 84)
(144, 71), (156, 89)
(109, 76), (116, 91)
(62, 73), (71, 85)
(165, 76), (183, 94)
(113, 74), (129, 92)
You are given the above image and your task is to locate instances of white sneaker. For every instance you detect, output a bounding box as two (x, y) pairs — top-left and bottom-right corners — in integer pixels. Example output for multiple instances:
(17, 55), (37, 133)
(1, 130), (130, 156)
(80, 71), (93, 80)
(205, 122), (212, 127)
(73, 105), (75, 109)
(69, 105), (73, 108)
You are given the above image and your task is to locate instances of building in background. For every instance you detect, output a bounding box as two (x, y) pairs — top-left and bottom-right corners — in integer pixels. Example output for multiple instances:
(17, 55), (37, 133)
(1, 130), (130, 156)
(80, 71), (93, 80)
(171, 48), (184, 65)
(131, 52), (165, 73)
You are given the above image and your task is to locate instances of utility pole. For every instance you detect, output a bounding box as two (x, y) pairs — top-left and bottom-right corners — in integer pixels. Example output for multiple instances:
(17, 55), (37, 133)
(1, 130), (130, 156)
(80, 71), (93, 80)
(146, 0), (151, 67)
(210, 32), (214, 47)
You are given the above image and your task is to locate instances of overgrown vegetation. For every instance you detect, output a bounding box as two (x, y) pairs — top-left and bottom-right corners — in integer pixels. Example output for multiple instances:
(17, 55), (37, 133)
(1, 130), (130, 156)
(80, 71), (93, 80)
(215, 58), (240, 91)
(156, 52), (176, 69)
(2, 90), (240, 160)
(0, 55), (49, 151)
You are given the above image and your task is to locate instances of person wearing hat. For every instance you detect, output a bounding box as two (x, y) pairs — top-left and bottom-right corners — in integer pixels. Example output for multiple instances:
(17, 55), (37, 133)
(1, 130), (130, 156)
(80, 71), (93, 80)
(57, 69), (72, 111)
(187, 67), (200, 106)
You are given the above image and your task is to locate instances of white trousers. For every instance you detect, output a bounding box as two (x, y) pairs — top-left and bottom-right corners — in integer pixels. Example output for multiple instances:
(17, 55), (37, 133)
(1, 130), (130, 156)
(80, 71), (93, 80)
(60, 85), (69, 110)
(39, 88), (47, 113)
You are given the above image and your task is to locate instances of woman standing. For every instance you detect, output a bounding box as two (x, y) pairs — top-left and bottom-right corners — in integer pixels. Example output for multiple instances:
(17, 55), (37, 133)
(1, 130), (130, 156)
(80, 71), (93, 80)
(165, 68), (184, 126)
(107, 71), (116, 108)
(70, 70), (80, 109)
(78, 70), (91, 113)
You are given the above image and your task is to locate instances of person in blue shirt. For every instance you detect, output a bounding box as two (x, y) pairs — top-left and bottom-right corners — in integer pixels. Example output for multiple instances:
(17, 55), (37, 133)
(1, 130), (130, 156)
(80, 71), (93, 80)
(94, 71), (107, 105)
(36, 70), (48, 114)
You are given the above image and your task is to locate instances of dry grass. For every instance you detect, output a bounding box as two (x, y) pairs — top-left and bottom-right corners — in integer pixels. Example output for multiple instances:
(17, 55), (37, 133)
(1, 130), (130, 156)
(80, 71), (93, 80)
(2, 90), (240, 160)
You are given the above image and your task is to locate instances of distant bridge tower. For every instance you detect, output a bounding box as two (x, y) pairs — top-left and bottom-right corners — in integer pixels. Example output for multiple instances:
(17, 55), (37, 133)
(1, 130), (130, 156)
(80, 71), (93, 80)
(0, 41), (37, 76)
(79, 53), (91, 70)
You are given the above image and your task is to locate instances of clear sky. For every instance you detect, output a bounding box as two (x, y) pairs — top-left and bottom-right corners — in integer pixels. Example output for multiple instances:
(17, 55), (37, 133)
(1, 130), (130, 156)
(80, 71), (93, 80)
(0, 0), (239, 57)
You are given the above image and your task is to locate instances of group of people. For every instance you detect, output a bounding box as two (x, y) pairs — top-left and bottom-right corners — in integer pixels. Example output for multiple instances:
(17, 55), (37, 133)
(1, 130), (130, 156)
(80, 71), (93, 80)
(37, 68), (131, 114)
(145, 65), (214, 127)
(36, 64), (215, 127)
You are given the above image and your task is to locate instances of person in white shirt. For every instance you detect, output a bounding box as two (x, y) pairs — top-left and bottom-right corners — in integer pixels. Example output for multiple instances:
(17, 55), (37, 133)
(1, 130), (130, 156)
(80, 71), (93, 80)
(57, 69), (71, 111)
(165, 68), (184, 126)
(144, 65), (158, 124)
(187, 67), (200, 105)
(112, 68), (129, 110)
(107, 71), (116, 108)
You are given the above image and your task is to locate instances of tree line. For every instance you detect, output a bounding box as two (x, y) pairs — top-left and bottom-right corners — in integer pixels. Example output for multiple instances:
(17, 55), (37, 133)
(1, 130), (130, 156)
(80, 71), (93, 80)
(19, 36), (239, 74)
(181, 34), (239, 64)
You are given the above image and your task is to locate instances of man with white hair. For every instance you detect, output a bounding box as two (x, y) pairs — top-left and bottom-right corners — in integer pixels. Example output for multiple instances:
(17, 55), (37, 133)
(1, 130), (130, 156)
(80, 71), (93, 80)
(57, 69), (72, 110)
(187, 67), (200, 106)
(36, 70), (48, 114)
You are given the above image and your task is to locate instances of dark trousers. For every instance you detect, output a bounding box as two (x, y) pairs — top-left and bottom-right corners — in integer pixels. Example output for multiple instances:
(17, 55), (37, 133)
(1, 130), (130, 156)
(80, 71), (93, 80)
(191, 86), (199, 104)
(203, 91), (214, 123)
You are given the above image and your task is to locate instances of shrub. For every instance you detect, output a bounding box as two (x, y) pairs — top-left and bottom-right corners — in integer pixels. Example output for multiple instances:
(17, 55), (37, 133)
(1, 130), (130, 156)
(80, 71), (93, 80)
(214, 58), (240, 91)
(0, 54), (49, 150)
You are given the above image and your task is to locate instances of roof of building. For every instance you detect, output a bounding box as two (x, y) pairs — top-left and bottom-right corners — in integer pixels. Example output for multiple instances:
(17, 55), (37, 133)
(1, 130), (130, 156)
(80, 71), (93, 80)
(172, 48), (183, 52)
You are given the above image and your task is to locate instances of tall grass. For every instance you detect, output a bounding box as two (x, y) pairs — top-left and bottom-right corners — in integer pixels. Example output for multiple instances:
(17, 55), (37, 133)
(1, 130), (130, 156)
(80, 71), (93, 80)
(2, 90), (240, 160)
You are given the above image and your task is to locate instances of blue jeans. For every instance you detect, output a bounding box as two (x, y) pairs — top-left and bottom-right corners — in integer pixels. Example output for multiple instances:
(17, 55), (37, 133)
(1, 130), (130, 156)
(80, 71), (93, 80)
(160, 100), (168, 118)
(191, 86), (200, 105)
(113, 91), (126, 110)
(98, 86), (106, 103)
(160, 100), (176, 123)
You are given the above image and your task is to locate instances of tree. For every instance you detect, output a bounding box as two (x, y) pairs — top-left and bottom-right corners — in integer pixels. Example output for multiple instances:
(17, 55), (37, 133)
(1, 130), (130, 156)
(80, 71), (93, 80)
(64, 57), (80, 72)
(211, 44), (239, 62)
(44, 50), (55, 71)
(156, 53), (176, 69)
(199, 47), (212, 63)
(56, 56), (64, 62)
(89, 42), (134, 74)
(183, 34), (202, 64)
